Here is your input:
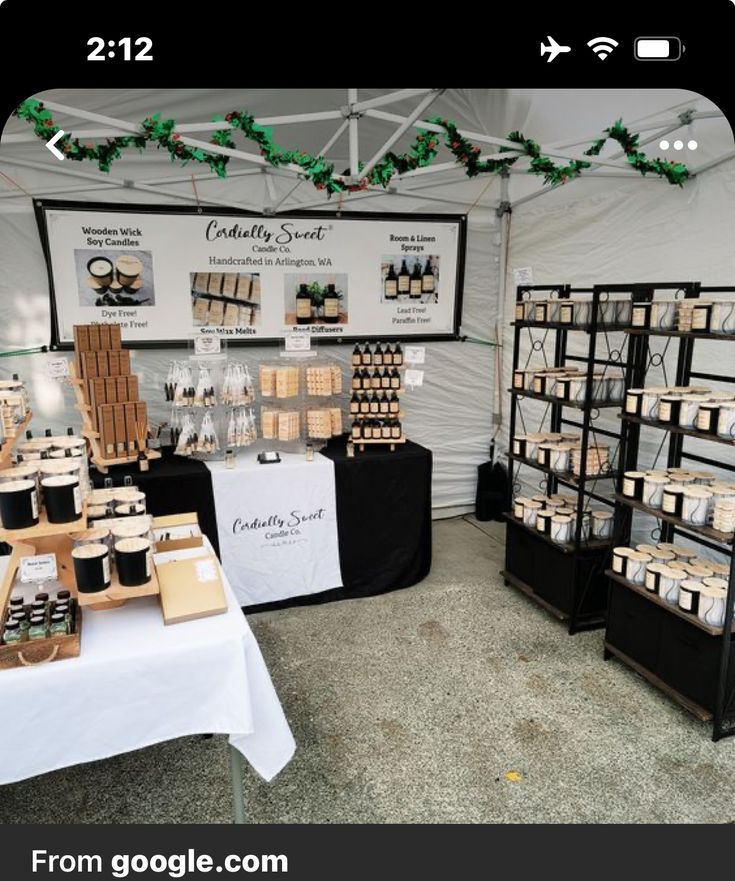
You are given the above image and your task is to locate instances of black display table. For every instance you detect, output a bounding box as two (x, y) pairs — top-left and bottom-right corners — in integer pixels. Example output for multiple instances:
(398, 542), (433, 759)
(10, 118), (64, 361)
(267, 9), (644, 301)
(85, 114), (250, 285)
(244, 437), (433, 613)
(89, 450), (220, 556)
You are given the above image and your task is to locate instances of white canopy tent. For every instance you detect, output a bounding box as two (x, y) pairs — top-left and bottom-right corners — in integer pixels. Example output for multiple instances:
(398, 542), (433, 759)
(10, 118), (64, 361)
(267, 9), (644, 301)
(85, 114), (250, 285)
(1, 88), (733, 513)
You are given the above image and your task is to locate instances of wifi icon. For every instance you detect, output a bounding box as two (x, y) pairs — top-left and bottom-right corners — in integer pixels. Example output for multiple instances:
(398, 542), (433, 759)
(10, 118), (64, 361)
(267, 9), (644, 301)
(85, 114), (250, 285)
(587, 36), (619, 60)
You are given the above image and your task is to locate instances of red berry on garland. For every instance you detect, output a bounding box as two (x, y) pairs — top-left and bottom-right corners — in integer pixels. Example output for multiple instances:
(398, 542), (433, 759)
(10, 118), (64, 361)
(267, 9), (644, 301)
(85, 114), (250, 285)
(428, 140), (436, 149)
(172, 133), (181, 141)
(225, 113), (233, 122)
(473, 145), (481, 154)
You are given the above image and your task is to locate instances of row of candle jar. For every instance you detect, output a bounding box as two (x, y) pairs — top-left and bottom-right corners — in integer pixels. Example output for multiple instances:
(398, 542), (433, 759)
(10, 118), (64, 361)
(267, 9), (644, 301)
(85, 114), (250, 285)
(1, 588), (75, 644)
(84, 487), (147, 523)
(515, 298), (631, 327)
(512, 432), (578, 469)
(71, 532), (153, 592)
(622, 469), (735, 529)
(513, 495), (613, 543)
(612, 544), (730, 627)
(1, 451), (91, 499)
(630, 298), (735, 334)
(625, 386), (735, 437)
(513, 367), (625, 404)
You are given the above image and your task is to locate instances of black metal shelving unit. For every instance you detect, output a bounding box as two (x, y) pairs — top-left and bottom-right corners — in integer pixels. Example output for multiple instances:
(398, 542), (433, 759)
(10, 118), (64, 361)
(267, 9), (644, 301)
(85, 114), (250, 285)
(503, 283), (633, 634)
(603, 283), (735, 740)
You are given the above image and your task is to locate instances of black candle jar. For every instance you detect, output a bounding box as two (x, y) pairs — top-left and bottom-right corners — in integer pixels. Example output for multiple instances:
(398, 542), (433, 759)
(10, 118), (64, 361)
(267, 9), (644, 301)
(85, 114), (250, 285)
(0, 479), (39, 529)
(72, 543), (111, 593)
(696, 403), (720, 434)
(622, 471), (646, 501)
(662, 485), (685, 517)
(114, 537), (151, 587)
(631, 302), (652, 328)
(625, 389), (644, 416)
(658, 395), (682, 425)
(559, 302), (574, 324)
(691, 302), (713, 333)
(42, 475), (81, 524)
(86, 256), (114, 286)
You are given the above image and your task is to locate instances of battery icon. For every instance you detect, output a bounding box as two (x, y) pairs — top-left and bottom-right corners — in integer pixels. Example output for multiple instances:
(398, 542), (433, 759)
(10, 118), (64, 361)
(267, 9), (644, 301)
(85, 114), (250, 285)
(634, 37), (683, 60)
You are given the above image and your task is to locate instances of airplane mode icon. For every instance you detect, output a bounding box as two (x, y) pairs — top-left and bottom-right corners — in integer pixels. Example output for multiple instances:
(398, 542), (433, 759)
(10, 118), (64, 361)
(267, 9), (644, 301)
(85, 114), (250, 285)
(540, 36), (571, 63)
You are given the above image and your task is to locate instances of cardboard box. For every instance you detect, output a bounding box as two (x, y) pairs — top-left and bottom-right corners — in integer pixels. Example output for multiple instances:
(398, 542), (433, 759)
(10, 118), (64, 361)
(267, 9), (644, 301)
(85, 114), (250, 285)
(73, 325), (90, 352)
(99, 404), (116, 459)
(192, 298), (209, 324)
(81, 351), (98, 379)
(207, 273), (223, 295)
(236, 274), (251, 301)
(221, 274), (238, 298)
(96, 350), (109, 376)
(124, 402), (138, 453)
(88, 325), (101, 350)
(116, 376), (129, 402)
(207, 300), (224, 326)
(98, 324), (111, 350)
(108, 350), (120, 377)
(118, 350), (131, 375)
(127, 375), (139, 401)
(156, 550), (227, 625)
(104, 376), (117, 404)
(151, 513), (203, 553)
(109, 325), (122, 349)
(89, 378), (107, 429)
(113, 404), (127, 456)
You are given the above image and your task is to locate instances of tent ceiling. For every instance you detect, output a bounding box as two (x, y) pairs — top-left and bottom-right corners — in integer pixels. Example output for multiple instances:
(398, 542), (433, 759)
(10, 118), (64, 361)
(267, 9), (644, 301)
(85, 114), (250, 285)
(1, 88), (731, 214)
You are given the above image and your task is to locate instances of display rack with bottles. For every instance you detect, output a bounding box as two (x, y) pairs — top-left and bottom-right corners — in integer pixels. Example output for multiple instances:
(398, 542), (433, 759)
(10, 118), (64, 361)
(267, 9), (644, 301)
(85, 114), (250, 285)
(604, 282), (735, 740)
(349, 342), (406, 451)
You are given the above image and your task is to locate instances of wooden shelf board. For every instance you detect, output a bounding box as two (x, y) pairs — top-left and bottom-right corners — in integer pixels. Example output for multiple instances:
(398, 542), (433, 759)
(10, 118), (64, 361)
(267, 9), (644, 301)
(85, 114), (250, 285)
(606, 569), (726, 637)
(505, 512), (614, 554)
(604, 641), (713, 722)
(614, 493), (734, 546)
(506, 451), (618, 486)
(620, 413), (735, 447)
(625, 328), (735, 342)
(77, 564), (160, 608)
(0, 410), (33, 470)
(508, 388), (622, 411)
(0, 508), (87, 543)
(92, 449), (161, 469)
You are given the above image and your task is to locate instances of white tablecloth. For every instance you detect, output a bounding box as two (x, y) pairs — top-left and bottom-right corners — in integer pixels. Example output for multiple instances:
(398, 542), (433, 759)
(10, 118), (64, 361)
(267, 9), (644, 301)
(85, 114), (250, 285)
(207, 452), (343, 606)
(0, 550), (295, 785)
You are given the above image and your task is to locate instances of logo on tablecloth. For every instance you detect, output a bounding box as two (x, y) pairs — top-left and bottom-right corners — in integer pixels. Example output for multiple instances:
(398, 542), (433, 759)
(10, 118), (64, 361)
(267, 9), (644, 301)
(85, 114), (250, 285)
(232, 508), (327, 546)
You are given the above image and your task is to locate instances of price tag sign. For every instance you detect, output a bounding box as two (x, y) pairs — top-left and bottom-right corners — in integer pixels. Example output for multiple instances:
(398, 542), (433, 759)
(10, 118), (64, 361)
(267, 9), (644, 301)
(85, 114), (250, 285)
(285, 333), (312, 352)
(404, 345), (426, 365)
(405, 369), (424, 389)
(47, 358), (70, 380)
(513, 267), (534, 287)
(194, 336), (222, 356)
(19, 554), (58, 583)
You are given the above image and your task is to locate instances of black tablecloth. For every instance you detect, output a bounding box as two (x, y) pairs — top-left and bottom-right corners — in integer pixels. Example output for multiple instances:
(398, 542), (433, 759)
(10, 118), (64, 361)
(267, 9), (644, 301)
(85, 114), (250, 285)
(244, 438), (433, 612)
(91, 440), (432, 611)
(90, 451), (220, 556)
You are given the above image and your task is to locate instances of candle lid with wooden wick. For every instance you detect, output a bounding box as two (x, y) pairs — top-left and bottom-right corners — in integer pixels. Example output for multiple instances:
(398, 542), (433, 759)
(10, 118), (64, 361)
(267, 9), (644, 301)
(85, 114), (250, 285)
(71, 527), (110, 543)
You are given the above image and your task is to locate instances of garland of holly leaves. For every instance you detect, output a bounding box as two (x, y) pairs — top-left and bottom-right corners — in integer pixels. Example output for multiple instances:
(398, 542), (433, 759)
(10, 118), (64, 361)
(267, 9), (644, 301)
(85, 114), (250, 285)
(14, 99), (690, 195)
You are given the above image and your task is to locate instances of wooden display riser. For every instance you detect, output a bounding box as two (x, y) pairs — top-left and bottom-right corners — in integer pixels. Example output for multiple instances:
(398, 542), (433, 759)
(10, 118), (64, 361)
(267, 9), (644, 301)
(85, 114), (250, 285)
(92, 449), (161, 474)
(0, 410), (33, 471)
(356, 436), (406, 452)
(0, 508), (87, 544)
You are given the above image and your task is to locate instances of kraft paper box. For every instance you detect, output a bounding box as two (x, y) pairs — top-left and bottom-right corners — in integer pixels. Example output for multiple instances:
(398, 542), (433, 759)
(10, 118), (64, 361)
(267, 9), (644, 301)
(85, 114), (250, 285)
(81, 351), (98, 379)
(99, 404), (116, 458)
(135, 402), (147, 448)
(208, 273), (224, 295)
(221, 274), (238, 298)
(118, 350), (131, 375)
(109, 324), (122, 349)
(107, 350), (120, 376)
(127, 375), (139, 401)
(124, 403), (138, 453)
(152, 513), (203, 553)
(207, 300), (224, 326)
(89, 379), (106, 429)
(96, 350), (109, 376)
(113, 404), (126, 455)
(104, 376), (117, 404)
(73, 325), (90, 352)
(236, 274), (251, 301)
(98, 324), (111, 350)
(88, 325), (101, 350)
(116, 376), (129, 402)
(156, 551), (227, 625)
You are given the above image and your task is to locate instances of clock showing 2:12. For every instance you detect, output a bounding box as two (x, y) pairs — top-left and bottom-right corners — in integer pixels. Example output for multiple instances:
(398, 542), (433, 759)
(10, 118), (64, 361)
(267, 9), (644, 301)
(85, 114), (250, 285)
(87, 37), (153, 61)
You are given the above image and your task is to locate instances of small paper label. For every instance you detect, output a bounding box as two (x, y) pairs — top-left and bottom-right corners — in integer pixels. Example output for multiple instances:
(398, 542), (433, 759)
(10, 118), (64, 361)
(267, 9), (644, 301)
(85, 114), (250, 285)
(146, 551), (152, 578)
(73, 486), (82, 515)
(404, 345), (425, 365)
(194, 336), (222, 355)
(102, 555), (110, 583)
(30, 490), (39, 519)
(285, 332), (311, 352)
(20, 553), (57, 583)
(679, 591), (692, 611)
(405, 369), (424, 388)
(47, 358), (70, 380)
(195, 558), (218, 583)
(513, 267), (534, 287)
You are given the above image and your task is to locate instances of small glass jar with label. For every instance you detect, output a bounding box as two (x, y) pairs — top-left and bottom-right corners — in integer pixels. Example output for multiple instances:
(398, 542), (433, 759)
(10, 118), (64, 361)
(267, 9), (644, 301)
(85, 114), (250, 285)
(2, 620), (22, 644)
(49, 612), (68, 636)
(28, 616), (48, 640)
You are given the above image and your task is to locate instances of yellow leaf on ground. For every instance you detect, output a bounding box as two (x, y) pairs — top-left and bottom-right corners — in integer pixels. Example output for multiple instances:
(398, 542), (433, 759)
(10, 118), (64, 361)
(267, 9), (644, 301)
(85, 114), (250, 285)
(505, 770), (523, 782)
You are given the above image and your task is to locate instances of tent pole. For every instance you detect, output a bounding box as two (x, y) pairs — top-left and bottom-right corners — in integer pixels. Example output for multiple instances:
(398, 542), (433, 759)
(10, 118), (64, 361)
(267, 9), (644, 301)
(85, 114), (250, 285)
(352, 89), (435, 113)
(494, 171), (511, 432)
(347, 89), (359, 184)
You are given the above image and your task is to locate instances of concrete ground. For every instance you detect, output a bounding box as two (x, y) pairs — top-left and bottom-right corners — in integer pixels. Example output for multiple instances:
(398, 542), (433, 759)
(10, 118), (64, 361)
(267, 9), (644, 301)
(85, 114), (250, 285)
(2, 516), (735, 823)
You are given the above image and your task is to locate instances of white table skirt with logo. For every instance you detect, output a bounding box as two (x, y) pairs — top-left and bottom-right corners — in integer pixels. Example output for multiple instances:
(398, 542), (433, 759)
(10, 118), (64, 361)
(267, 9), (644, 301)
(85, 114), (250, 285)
(0, 548), (295, 801)
(207, 452), (343, 607)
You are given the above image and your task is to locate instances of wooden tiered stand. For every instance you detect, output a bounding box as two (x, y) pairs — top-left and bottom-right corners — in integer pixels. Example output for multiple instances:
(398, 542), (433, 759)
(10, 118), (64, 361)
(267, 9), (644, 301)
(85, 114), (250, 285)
(69, 363), (161, 474)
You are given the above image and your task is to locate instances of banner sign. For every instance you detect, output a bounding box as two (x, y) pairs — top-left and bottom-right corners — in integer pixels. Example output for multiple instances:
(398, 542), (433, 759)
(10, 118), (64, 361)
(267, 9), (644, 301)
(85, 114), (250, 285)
(35, 201), (466, 347)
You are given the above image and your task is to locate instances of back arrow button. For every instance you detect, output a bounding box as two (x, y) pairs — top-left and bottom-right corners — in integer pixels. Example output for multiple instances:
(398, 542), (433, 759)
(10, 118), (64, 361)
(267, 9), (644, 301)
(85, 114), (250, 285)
(46, 130), (66, 160)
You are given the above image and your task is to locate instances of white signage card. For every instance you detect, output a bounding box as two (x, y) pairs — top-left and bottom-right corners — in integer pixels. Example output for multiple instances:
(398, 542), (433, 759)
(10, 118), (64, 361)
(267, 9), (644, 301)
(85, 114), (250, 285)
(40, 206), (465, 344)
(513, 267), (534, 287)
(47, 358), (70, 379)
(404, 345), (426, 364)
(20, 554), (58, 583)
(405, 368), (425, 388)
(194, 336), (222, 356)
(285, 332), (312, 352)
